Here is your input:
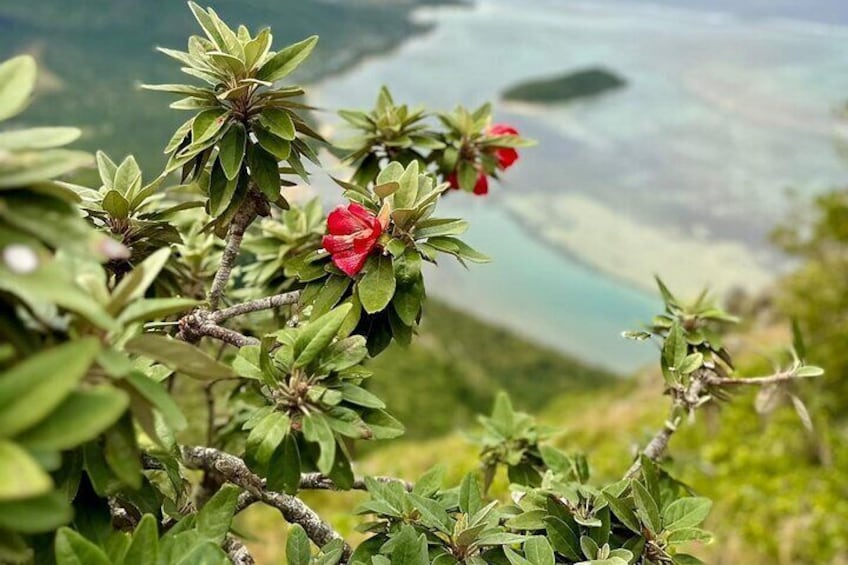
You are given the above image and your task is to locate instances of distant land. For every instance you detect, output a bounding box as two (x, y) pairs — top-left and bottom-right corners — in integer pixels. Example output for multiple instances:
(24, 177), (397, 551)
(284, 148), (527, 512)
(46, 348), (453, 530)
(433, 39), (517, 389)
(502, 67), (626, 104)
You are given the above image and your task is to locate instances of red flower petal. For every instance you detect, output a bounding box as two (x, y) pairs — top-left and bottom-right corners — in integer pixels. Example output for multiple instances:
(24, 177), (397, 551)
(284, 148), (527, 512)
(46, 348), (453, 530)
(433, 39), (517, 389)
(331, 249), (370, 277)
(323, 203), (384, 277)
(447, 171), (460, 190)
(488, 123), (519, 136)
(473, 173), (489, 196)
(494, 147), (518, 169)
(327, 205), (369, 235)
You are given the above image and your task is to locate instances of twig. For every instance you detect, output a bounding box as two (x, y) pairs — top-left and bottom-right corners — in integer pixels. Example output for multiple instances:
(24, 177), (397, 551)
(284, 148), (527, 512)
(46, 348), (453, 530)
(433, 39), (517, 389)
(208, 201), (257, 311)
(212, 291), (301, 323)
(704, 369), (797, 387)
(624, 365), (811, 479)
(179, 445), (351, 558)
(299, 472), (413, 492)
(178, 310), (258, 348)
(223, 535), (255, 565)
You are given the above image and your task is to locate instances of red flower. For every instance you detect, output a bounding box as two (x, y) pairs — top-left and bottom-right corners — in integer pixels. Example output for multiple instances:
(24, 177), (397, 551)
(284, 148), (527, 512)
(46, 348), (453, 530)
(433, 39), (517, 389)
(447, 171), (460, 190)
(446, 170), (489, 196)
(322, 203), (385, 277)
(473, 172), (488, 195)
(487, 123), (520, 170)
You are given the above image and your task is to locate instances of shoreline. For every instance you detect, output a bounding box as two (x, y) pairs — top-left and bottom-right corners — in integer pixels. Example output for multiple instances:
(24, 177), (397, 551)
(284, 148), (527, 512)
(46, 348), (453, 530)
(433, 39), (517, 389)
(501, 193), (777, 300)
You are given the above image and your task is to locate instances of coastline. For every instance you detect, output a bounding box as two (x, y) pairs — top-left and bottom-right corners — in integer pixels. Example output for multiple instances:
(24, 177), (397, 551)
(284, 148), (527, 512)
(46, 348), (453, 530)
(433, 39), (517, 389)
(501, 192), (776, 299)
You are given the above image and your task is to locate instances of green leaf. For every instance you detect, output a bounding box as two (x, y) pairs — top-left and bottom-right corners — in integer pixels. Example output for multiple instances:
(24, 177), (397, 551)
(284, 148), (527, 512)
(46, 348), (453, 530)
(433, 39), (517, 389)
(309, 275), (351, 319)
(0, 492), (71, 533)
(661, 321), (687, 383)
(0, 148), (92, 188)
(259, 108), (296, 141)
(218, 123), (246, 180)
(362, 409), (405, 439)
(17, 387), (129, 451)
(523, 536), (555, 565)
(197, 484), (240, 544)
(103, 415), (142, 489)
(54, 527), (110, 565)
(459, 473), (482, 515)
(267, 434), (301, 494)
(662, 497), (712, 531)
(374, 181), (399, 199)
(339, 383), (385, 409)
(117, 297), (201, 325)
(302, 413), (336, 474)
(124, 334), (233, 380)
(286, 524), (312, 565)
(257, 35), (319, 82)
(358, 255), (396, 314)
(475, 533), (528, 547)
(795, 365), (824, 377)
(413, 218), (469, 239)
(544, 517), (581, 560)
(123, 371), (187, 432)
(640, 454), (661, 502)
(208, 159), (240, 217)
(667, 528), (712, 543)
(0, 55), (36, 121)
(107, 248), (171, 315)
(0, 530), (29, 563)
(376, 162), (404, 184)
(505, 510), (548, 531)
(393, 161), (419, 210)
(293, 304), (352, 368)
(412, 465), (444, 497)
(602, 492), (641, 534)
(631, 481), (661, 535)
(254, 126), (292, 160)
(317, 336), (368, 374)
(579, 536), (599, 560)
(191, 109), (228, 145)
(246, 412), (290, 475)
(247, 143), (281, 201)
(503, 547), (533, 565)
(0, 338), (100, 438)
(390, 525), (428, 565)
(113, 155), (142, 196)
(677, 352), (704, 375)
(673, 554), (706, 565)
(0, 127), (80, 151)
(408, 493), (451, 533)
(124, 514), (159, 565)
(187, 2), (227, 49)
(0, 440), (52, 501)
(95, 151), (118, 187)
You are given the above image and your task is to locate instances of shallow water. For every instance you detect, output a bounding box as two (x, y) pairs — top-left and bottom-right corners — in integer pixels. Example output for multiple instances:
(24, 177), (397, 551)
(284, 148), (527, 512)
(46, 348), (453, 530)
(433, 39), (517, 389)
(312, 0), (848, 371)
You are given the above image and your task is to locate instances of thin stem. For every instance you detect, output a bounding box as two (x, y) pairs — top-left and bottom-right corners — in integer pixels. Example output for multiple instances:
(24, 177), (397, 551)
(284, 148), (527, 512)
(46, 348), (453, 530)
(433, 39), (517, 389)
(196, 323), (258, 348)
(179, 445), (351, 558)
(624, 365), (812, 479)
(208, 202), (257, 310)
(212, 290), (301, 323)
(705, 369), (797, 387)
(624, 418), (677, 479)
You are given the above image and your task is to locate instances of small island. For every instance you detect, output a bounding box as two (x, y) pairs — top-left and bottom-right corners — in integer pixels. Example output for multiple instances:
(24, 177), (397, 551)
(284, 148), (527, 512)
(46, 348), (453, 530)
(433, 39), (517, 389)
(502, 67), (626, 104)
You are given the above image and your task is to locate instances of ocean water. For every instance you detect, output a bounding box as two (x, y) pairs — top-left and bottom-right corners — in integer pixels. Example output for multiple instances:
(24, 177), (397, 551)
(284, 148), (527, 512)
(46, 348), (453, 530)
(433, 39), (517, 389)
(311, 0), (848, 371)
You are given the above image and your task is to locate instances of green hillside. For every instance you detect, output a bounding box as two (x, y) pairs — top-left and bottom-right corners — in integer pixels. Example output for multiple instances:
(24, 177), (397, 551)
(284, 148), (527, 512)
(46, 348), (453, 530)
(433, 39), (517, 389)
(366, 300), (617, 438)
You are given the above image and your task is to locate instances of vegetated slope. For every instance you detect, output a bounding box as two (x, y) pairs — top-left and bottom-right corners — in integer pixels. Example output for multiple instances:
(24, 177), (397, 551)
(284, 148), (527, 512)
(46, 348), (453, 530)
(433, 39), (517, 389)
(336, 325), (844, 565)
(365, 299), (618, 439)
(0, 0), (461, 170)
(502, 67), (626, 104)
